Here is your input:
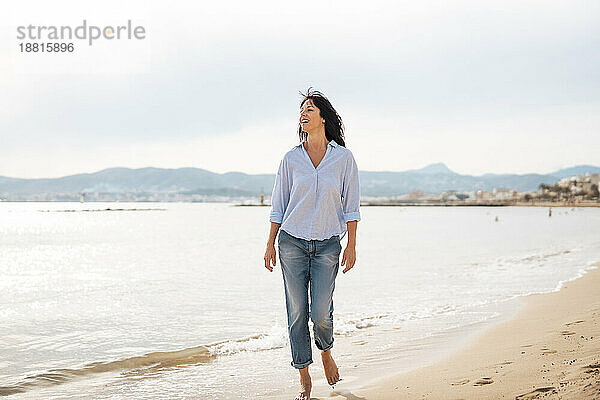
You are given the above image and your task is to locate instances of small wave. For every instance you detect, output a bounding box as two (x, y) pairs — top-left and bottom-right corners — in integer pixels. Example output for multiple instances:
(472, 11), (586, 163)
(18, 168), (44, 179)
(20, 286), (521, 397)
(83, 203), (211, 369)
(497, 247), (577, 267)
(206, 315), (392, 354)
(0, 325), (302, 396)
(206, 325), (288, 355)
(499, 261), (600, 302)
(0, 345), (215, 396)
(554, 262), (599, 292)
(466, 247), (584, 276)
(334, 313), (390, 335)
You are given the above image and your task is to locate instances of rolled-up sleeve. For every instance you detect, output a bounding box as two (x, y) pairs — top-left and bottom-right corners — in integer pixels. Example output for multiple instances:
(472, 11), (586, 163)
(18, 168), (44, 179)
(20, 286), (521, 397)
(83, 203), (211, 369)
(342, 152), (361, 223)
(269, 157), (290, 223)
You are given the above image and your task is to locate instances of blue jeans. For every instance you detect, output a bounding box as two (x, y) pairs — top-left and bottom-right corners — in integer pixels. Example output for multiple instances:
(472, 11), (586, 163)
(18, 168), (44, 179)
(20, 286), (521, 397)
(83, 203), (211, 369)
(277, 229), (342, 369)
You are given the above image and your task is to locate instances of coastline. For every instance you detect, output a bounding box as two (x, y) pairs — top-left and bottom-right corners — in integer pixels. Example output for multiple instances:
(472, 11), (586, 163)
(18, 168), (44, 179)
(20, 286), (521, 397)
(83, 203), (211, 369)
(235, 202), (600, 207)
(329, 262), (600, 399)
(359, 201), (600, 207)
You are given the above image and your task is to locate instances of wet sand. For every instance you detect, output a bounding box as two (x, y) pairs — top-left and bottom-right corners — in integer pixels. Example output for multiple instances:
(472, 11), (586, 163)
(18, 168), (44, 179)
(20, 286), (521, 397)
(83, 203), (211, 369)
(327, 263), (600, 399)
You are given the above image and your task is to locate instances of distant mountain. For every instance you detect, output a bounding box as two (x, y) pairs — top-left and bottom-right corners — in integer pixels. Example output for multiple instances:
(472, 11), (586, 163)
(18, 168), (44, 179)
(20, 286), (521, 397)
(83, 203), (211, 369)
(0, 167), (274, 197)
(405, 162), (457, 175)
(548, 165), (600, 179)
(0, 163), (597, 199)
(358, 163), (558, 196)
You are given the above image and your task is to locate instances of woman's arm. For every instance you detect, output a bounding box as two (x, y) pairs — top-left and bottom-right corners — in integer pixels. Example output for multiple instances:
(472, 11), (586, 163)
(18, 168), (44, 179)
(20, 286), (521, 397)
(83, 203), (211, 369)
(265, 157), (290, 272)
(341, 221), (358, 273)
(267, 222), (281, 247)
(264, 222), (281, 272)
(269, 157), (290, 225)
(346, 220), (357, 248)
(341, 152), (361, 224)
(341, 151), (361, 273)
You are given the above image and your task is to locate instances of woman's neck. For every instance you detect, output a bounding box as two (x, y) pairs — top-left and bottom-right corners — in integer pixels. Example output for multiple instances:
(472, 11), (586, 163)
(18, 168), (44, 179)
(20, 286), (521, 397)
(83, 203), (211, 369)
(304, 127), (328, 151)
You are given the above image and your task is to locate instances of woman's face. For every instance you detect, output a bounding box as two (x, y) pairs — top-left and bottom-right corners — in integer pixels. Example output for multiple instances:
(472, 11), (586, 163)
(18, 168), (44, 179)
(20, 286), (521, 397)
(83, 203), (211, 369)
(299, 99), (324, 132)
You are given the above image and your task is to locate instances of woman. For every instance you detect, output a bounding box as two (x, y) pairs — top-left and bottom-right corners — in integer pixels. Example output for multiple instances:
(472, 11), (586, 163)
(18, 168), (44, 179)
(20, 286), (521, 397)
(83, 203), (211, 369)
(263, 88), (361, 400)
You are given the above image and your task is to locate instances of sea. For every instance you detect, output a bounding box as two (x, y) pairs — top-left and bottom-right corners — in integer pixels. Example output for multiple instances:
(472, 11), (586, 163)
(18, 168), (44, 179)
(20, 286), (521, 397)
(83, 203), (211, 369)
(1, 202), (599, 399)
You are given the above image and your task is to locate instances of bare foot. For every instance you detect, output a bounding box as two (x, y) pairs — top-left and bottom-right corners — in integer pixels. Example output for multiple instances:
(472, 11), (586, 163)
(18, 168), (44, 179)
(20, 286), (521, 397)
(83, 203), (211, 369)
(295, 367), (311, 400)
(321, 349), (340, 386)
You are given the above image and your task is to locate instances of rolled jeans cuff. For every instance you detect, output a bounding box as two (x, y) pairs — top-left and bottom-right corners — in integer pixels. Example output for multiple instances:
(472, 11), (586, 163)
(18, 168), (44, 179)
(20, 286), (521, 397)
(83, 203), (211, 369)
(291, 359), (313, 369)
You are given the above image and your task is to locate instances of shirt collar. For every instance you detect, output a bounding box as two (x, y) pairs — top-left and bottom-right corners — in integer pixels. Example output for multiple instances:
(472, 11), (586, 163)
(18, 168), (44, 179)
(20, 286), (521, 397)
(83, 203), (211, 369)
(299, 140), (338, 148)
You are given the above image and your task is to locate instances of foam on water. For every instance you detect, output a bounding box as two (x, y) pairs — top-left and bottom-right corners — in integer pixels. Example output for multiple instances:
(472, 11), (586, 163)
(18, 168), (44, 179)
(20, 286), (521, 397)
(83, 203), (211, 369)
(206, 325), (288, 355)
(0, 345), (216, 396)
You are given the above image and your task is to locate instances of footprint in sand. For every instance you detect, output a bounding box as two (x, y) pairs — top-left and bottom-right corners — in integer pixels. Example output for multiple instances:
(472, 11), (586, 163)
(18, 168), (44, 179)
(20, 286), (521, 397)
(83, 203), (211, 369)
(583, 363), (600, 373)
(450, 378), (469, 386)
(515, 386), (557, 399)
(473, 377), (493, 386)
(564, 320), (584, 326)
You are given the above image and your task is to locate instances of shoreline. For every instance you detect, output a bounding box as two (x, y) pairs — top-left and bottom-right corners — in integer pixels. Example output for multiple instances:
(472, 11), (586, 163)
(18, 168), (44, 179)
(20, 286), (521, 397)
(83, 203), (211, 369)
(234, 202), (600, 207)
(328, 262), (600, 399)
(4, 200), (599, 208)
(359, 201), (600, 207)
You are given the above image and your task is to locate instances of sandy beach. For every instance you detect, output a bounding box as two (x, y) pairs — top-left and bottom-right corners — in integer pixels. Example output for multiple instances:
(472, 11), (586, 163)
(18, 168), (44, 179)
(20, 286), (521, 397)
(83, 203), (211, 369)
(327, 262), (600, 400)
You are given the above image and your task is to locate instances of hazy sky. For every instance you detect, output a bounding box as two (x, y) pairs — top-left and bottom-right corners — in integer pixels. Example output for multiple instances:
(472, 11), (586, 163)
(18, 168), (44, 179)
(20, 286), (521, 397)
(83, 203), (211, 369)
(1, 0), (598, 179)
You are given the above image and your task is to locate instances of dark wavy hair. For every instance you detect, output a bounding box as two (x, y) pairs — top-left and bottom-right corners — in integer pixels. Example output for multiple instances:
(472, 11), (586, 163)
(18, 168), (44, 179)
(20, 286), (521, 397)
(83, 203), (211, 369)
(298, 87), (346, 147)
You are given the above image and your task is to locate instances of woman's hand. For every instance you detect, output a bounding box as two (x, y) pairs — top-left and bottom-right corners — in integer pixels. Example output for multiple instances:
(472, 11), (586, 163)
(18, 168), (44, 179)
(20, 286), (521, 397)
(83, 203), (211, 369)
(341, 245), (356, 273)
(264, 242), (277, 272)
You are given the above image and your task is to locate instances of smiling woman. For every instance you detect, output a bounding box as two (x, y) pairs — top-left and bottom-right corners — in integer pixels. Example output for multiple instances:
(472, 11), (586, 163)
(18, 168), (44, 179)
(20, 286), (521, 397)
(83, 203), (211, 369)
(297, 88), (346, 147)
(264, 88), (361, 400)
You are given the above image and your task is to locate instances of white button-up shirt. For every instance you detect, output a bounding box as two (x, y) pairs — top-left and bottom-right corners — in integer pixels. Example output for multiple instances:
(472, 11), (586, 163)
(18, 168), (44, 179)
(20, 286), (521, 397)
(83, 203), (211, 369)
(269, 140), (361, 241)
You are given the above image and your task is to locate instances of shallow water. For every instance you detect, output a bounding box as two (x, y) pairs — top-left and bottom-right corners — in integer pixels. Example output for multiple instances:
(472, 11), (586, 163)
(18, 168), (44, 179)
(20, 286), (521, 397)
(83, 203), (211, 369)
(1, 202), (599, 399)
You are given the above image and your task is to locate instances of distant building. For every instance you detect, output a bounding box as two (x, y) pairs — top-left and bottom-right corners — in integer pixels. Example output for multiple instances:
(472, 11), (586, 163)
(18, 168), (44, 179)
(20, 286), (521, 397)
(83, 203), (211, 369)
(556, 173), (600, 197)
(476, 190), (492, 200)
(492, 188), (512, 200)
